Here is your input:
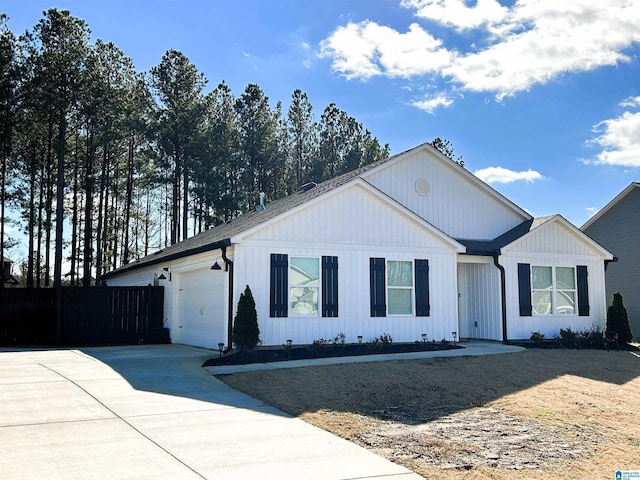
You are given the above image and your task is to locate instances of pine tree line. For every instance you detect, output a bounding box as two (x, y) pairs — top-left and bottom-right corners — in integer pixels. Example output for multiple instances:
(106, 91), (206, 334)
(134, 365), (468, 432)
(0, 9), (389, 287)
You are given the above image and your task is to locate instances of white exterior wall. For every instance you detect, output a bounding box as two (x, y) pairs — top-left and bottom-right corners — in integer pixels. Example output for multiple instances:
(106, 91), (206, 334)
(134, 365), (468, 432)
(235, 243), (459, 346)
(232, 183), (461, 346)
(501, 221), (608, 340)
(457, 258), (502, 341)
(104, 249), (230, 348)
(363, 149), (528, 240)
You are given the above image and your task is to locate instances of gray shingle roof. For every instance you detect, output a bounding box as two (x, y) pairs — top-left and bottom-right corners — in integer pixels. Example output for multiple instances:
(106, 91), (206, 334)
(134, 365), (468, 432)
(103, 147), (414, 278)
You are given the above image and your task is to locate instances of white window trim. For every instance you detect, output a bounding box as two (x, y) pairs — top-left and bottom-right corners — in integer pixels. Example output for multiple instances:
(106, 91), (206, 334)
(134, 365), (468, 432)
(289, 256), (320, 317)
(386, 259), (414, 316)
(531, 266), (577, 316)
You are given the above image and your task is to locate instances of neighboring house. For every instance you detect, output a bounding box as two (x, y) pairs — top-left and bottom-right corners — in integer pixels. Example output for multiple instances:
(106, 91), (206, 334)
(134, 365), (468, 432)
(2, 257), (19, 287)
(582, 182), (640, 338)
(103, 142), (613, 349)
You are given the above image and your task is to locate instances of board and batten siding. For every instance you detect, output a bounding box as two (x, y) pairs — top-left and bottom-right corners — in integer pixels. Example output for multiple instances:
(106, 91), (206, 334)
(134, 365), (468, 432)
(583, 186), (640, 338)
(234, 244), (458, 346)
(457, 260), (502, 341)
(501, 221), (608, 340)
(363, 149), (528, 240)
(233, 183), (461, 345)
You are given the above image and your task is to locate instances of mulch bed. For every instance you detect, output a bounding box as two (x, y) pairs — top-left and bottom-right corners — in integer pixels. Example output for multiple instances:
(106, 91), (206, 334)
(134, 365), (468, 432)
(203, 341), (461, 366)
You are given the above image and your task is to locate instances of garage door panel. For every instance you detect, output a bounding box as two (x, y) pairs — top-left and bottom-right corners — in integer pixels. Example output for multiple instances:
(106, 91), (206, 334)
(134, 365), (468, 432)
(175, 268), (226, 349)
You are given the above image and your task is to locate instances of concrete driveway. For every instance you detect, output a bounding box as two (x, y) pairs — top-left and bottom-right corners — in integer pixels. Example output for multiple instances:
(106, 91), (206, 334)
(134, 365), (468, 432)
(0, 344), (422, 480)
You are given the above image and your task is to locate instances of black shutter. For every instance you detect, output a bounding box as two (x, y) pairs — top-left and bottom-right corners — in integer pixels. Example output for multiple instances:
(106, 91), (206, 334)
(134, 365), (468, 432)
(322, 256), (339, 317)
(370, 257), (386, 317)
(518, 263), (532, 317)
(577, 265), (589, 317)
(270, 254), (288, 317)
(415, 259), (430, 317)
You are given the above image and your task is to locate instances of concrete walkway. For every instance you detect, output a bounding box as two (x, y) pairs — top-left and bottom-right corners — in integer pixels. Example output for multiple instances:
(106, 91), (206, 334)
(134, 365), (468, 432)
(0, 342), (523, 479)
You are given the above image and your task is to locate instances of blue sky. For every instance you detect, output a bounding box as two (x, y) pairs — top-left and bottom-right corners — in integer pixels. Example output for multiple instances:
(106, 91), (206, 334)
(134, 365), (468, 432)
(3, 0), (640, 229)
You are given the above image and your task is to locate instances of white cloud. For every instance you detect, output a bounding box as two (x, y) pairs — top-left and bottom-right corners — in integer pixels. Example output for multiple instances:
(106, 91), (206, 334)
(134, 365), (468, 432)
(474, 166), (543, 184)
(320, 1), (640, 101)
(586, 207), (598, 218)
(588, 97), (640, 168)
(411, 93), (453, 113)
(401, 0), (508, 30)
(318, 21), (452, 80)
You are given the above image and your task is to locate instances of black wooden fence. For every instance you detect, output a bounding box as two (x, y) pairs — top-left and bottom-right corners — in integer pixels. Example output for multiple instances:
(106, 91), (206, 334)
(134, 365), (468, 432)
(0, 286), (168, 347)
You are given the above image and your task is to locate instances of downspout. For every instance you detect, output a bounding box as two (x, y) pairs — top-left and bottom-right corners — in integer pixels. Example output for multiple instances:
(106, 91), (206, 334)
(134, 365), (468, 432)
(493, 253), (508, 343)
(221, 246), (234, 354)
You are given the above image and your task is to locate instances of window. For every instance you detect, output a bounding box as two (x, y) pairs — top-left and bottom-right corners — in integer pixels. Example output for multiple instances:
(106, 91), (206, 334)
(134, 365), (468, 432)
(370, 258), (430, 318)
(289, 257), (319, 316)
(531, 266), (576, 315)
(387, 260), (413, 315)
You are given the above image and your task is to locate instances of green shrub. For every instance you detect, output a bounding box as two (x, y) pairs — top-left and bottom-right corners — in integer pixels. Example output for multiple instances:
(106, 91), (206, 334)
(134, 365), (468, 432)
(530, 331), (545, 346)
(605, 292), (633, 346)
(232, 285), (260, 351)
(557, 327), (578, 348)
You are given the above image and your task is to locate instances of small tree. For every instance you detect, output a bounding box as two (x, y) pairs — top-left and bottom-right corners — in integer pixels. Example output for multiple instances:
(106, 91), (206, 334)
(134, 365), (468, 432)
(605, 292), (633, 345)
(232, 285), (260, 350)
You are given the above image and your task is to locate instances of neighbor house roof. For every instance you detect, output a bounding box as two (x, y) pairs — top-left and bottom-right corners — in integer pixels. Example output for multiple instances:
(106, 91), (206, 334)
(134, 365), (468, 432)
(581, 182), (640, 230)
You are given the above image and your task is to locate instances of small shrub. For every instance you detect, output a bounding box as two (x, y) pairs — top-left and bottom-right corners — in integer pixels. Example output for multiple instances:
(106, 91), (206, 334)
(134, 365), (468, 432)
(578, 328), (605, 349)
(332, 332), (346, 345)
(605, 292), (633, 346)
(440, 338), (450, 346)
(530, 331), (545, 347)
(232, 285), (260, 351)
(557, 327), (579, 348)
(377, 333), (393, 344)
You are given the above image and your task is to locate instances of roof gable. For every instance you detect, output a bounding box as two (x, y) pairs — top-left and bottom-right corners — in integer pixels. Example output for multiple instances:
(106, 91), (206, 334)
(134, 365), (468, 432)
(581, 182), (640, 230)
(361, 143), (532, 239)
(503, 214), (613, 259)
(236, 178), (466, 252)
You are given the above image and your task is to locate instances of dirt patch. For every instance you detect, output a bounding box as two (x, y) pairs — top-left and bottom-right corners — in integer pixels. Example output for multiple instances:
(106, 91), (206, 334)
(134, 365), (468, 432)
(218, 348), (640, 479)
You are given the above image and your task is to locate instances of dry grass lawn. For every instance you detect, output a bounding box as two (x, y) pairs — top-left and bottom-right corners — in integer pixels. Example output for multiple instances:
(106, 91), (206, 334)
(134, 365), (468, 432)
(218, 348), (640, 479)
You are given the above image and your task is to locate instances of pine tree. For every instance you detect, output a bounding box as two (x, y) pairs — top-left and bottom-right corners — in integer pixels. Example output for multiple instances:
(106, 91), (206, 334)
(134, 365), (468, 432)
(605, 292), (633, 345)
(232, 285), (260, 351)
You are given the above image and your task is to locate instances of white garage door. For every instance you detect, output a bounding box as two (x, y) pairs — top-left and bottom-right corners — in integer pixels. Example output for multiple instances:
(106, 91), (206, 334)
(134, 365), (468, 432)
(175, 267), (226, 349)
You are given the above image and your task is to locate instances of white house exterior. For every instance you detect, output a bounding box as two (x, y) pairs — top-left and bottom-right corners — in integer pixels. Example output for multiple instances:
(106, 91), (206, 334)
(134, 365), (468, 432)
(103, 142), (613, 349)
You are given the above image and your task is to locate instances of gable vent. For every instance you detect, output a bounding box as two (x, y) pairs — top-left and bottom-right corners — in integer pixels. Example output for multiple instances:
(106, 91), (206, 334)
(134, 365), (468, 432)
(415, 178), (430, 196)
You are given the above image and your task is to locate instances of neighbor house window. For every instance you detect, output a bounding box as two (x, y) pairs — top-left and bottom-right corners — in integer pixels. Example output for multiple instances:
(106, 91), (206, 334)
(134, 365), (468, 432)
(531, 266), (576, 315)
(387, 260), (413, 315)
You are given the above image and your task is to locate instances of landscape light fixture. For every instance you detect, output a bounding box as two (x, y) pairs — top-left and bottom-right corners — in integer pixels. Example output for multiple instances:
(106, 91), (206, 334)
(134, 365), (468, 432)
(357, 335), (363, 343)
(218, 342), (225, 357)
(286, 339), (292, 347)
(452, 331), (457, 345)
(422, 333), (427, 342)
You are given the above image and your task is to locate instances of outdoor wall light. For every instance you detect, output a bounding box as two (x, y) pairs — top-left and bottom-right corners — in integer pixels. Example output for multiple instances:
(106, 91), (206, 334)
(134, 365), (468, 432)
(158, 267), (171, 281)
(357, 335), (363, 343)
(211, 256), (227, 271)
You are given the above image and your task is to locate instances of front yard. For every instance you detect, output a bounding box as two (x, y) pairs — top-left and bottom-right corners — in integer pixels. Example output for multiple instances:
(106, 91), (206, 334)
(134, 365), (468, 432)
(218, 348), (640, 479)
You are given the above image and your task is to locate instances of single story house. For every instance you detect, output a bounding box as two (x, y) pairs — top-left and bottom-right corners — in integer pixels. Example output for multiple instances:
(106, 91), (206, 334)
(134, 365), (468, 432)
(103, 142), (613, 349)
(582, 182), (640, 338)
